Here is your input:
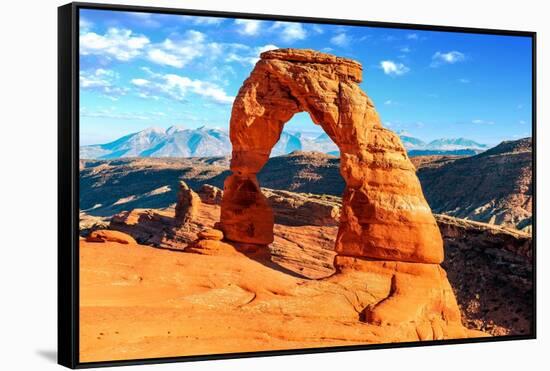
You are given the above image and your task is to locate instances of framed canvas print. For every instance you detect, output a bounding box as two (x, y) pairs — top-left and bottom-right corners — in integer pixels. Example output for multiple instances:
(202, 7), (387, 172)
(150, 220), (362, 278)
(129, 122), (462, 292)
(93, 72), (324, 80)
(58, 2), (536, 368)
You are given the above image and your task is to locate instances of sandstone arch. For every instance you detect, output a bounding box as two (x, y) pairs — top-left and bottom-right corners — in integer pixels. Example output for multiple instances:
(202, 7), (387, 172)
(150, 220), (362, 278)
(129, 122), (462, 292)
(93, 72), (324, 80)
(220, 49), (443, 264)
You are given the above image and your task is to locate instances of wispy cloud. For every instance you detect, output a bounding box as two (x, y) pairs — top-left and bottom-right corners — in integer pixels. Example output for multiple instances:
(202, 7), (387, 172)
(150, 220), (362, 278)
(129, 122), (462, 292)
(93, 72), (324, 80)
(134, 69), (235, 105)
(406, 33), (419, 40)
(431, 51), (465, 67)
(234, 19), (262, 36)
(80, 69), (116, 88)
(131, 78), (149, 87)
(271, 22), (307, 42)
(80, 69), (129, 100)
(80, 28), (150, 61)
(226, 44), (279, 66)
(127, 12), (162, 28)
(146, 30), (207, 68)
(80, 25), (232, 69)
(311, 24), (324, 34)
(330, 33), (350, 47)
(472, 119), (494, 125)
(184, 16), (224, 25)
(458, 78), (470, 83)
(380, 60), (410, 76)
(79, 17), (93, 31)
(81, 107), (152, 120)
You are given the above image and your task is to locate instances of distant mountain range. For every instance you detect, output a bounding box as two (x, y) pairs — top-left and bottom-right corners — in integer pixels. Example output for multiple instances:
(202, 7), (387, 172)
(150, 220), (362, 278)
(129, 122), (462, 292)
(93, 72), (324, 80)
(400, 135), (489, 156)
(414, 137), (532, 231)
(79, 137), (532, 232)
(80, 126), (490, 159)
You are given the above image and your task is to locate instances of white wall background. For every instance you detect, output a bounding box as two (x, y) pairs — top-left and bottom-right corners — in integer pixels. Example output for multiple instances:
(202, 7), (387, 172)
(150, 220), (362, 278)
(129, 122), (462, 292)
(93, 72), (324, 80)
(0, 0), (546, 369)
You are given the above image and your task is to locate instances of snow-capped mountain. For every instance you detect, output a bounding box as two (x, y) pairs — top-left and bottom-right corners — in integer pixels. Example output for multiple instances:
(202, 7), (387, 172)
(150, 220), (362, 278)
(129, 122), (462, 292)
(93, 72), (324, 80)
(80, 126), (231, 159)
(425, 138), (489, 151)
(80, 126), (490, 159)
(400, 135), (427, 150)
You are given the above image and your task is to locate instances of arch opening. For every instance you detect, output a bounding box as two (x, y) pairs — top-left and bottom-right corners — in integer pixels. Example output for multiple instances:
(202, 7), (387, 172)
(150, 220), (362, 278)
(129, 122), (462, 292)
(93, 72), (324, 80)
(220, 48), (444, 264)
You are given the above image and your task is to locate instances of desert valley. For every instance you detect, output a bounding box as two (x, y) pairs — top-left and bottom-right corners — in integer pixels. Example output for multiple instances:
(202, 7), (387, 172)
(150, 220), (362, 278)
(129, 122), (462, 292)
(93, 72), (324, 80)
(78, 49), (533, 362)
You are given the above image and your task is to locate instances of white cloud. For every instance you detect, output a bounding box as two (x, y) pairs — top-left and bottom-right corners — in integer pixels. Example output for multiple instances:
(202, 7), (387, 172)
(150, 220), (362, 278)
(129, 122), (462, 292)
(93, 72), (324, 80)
(257, 44), (279, 54)
(311, 25), (324, 34)
(226, 44), (278, 66)
(80, 69), (116, 88)
(146, 30), (207, 68)
(80, 69), (129, 100)
(147, 49), (185, 68)
(235, 19), (262, 36)
(519, 120), (527, 125)
(131, 78), (149, 87)
(80, 28), (150, 61)
(163, 74), (235, 104)
(79, 17), (93, 31)
(459, 78), (470, 83)
(189, 16), (224, 25)
(330, 33), (350, 47)
(225, 53), (256, 65)
(431, 51), (465, 67)
(406, 33), (419, 40)
(80, 27), (224, 69)
(380, 60), (410, 76)
(127, 12), (162, 28)
(271, 22), (307, 42)
(384, 100), (393, 105)
(132, 69), (235, 105)
(80, 107), (150, 120)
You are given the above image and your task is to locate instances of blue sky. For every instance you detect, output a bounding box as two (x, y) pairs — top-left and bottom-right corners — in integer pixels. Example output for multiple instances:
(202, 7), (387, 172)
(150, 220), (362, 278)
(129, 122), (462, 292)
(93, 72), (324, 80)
(79, 8), (533, 146)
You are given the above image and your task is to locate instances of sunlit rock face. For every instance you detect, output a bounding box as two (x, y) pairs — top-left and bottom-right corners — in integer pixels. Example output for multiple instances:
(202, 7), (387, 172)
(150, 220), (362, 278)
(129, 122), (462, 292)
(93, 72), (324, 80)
(220, 48), (443, 264)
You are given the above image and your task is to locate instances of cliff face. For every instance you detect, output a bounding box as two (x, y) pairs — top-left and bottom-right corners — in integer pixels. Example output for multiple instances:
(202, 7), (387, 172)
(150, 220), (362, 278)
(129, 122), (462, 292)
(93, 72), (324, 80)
(415, 138), (532, 231)
(436, 215), (533, 335)
(80, 138), (533, 233)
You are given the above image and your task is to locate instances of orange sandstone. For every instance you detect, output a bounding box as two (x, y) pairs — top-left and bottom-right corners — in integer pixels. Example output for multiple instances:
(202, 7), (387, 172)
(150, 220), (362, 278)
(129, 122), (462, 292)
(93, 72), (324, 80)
(86, 229), (137, 245)
(220, 48), (443, 264)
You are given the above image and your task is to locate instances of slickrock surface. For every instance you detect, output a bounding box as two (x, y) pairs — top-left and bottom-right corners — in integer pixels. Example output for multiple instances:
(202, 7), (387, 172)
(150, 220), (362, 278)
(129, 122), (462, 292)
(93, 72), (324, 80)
(106, 196), (532, 336)
(221, 48), (443, 263)
(80, 236), (483, 362)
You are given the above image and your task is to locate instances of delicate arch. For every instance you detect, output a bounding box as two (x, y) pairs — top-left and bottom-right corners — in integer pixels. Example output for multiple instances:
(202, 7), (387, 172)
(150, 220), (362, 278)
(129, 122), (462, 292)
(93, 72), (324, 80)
(220, 49), (443, 264)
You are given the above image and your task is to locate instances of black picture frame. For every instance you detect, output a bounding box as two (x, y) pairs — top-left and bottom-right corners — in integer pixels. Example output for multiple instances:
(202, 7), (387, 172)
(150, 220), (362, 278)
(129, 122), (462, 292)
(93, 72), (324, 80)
(58, 2), (537, 368)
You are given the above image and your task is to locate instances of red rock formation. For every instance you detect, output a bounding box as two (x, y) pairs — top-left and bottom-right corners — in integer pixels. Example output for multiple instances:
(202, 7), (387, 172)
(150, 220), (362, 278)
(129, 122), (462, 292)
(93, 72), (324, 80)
(198, 184), (224, 205)
(220, 48), (442, 264)
(86, 230), (137, 245)
(175, 180), (201, 226)
(198, 228), (224, 241)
